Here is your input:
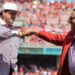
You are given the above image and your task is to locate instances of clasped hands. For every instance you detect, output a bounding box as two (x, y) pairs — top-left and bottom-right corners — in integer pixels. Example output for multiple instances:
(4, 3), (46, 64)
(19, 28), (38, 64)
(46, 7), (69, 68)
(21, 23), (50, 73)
(18, 27), (34, 36)
(18, 27), (39, 36)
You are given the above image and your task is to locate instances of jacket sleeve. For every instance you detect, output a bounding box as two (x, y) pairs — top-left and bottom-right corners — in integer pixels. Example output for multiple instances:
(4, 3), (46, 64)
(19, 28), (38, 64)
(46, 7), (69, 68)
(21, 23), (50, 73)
(0, 25), (19, 39)
(38, 31), (67, 46)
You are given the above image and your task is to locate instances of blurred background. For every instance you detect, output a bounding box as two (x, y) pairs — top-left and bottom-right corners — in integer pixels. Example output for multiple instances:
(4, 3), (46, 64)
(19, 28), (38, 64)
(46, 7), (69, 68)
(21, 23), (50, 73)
(0, 0), (74, 75)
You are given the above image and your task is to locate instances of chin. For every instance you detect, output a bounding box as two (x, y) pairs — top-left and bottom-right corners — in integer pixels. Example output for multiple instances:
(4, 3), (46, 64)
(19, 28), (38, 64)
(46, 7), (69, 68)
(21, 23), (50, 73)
(10, 21), (14, 25)
(7, 22), (12, 25)
(72, 22), (75, 24)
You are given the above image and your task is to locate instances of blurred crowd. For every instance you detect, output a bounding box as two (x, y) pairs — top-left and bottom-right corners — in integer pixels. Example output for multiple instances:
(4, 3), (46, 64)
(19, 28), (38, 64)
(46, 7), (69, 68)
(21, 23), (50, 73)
(8, 1), (74, 75)
(12, 64), (58, 75)
(9, 0), (74, 47)
(13, 0), (73, 33)
(0, 1), (73, 75)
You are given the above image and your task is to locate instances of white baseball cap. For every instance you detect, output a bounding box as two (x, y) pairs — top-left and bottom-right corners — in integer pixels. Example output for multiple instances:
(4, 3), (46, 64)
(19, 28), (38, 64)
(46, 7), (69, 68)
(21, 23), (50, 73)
(2, 2), (18, 12)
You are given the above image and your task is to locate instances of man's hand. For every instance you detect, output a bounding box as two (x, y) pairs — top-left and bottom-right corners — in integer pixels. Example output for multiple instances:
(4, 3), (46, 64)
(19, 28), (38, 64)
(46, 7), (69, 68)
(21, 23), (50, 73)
(17, 28), (28, 36)
(20, 27), (40, 36)
(18, 30), (23, 36)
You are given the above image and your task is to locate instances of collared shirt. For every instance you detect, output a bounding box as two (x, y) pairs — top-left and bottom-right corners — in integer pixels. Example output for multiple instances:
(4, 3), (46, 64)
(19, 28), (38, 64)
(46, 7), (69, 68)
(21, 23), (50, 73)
(0, 17), (19, 35)
(0, 17), (20, 63)
(0, 18), (6, 25)
(68, 39), (75, 75)
(0, 17), (23, 75)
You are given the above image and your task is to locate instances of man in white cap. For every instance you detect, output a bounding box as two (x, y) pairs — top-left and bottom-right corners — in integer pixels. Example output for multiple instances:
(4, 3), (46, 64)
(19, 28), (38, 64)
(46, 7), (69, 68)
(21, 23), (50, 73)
(0, 2), (24, 75)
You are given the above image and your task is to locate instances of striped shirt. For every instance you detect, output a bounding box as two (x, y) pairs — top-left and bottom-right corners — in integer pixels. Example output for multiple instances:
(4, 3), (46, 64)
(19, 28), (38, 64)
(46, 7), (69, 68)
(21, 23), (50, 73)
(0, 18), (23, 75)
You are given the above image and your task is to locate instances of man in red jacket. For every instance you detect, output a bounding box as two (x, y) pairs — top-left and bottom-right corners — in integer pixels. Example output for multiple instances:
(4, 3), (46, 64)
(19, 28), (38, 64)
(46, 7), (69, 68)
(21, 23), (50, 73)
(22, 8), (75, 75)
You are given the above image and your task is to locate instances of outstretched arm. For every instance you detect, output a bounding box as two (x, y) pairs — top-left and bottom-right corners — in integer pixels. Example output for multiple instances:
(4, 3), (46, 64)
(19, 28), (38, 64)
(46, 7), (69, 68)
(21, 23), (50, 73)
(21, 27), (67, 46)
(0, 25), (24, 39)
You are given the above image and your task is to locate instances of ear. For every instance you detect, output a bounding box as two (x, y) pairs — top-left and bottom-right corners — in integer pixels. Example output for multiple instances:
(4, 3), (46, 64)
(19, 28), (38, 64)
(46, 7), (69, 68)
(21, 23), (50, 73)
(2, 11), (8, 17)
(2, 11), (6, 16)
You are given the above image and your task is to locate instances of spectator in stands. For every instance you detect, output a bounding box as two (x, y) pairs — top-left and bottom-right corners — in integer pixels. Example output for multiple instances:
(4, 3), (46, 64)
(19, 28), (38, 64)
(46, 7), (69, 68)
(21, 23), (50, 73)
(21, 6), (75, 75)
(0, 2), (24, 75)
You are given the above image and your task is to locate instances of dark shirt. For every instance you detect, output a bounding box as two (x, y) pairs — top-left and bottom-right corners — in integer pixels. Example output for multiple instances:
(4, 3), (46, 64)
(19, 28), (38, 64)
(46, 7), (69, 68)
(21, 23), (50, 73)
(61, 53), (71, 75)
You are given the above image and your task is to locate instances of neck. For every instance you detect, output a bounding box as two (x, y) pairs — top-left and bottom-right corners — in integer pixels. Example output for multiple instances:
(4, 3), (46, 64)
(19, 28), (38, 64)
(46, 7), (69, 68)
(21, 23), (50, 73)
(1, 16), (7, 24)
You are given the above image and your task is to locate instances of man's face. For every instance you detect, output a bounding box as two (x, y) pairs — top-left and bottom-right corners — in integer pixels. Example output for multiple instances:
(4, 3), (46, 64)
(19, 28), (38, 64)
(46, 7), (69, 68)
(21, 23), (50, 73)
(70, 10), (75, 24)
(3, 10), (17, 25)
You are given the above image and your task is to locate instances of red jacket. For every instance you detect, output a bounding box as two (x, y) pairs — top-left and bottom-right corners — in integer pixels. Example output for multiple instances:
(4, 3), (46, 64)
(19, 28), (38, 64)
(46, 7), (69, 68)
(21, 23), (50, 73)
(38, 31), (74, 75)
